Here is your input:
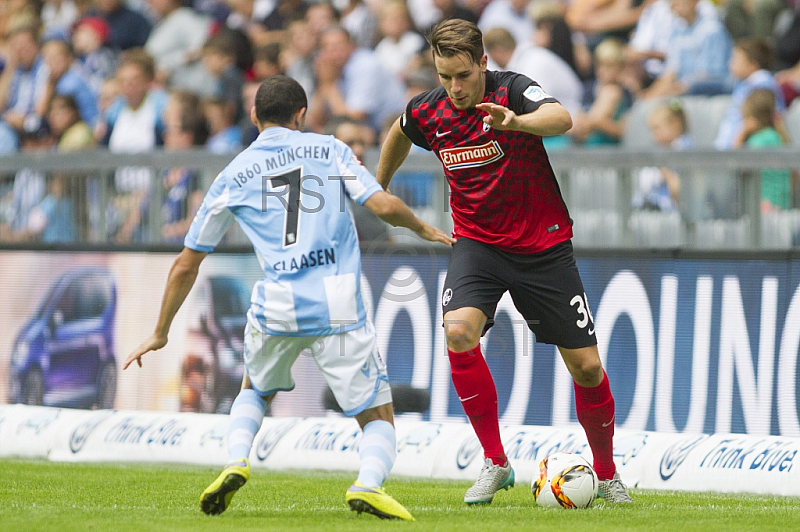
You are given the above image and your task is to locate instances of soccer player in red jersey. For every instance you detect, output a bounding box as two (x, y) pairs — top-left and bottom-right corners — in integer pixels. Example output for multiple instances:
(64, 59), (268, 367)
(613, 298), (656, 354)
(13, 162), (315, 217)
(377, 19), (633, 505)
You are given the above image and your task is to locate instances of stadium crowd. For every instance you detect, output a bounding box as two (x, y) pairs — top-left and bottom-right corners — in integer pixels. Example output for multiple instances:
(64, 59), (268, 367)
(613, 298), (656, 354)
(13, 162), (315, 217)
(0, 0), (799, 243)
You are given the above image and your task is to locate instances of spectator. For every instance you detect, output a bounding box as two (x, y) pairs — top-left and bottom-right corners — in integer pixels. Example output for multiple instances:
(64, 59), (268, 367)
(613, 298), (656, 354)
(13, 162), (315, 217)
(144, 0), (212, 81)
(566, 0), (648, 46)
(0, 122), (19, 155)
(775, 8), (800, 104)
(93, 75), (119, 140)
(39, 38), (98, 126)
(101, 49), (167, 243)
(632, 101), (694, 212)
(71, 16), (117, 94)
(238, 80), (259, 144)
(47, 93), (95, 151)
(374, 0), (426, 80)
(159, 96), (208, 244)
(530, 1), (589, 80)
(484, 27), (583, 115)
(0, 25), (49, 139)
(407, 0), (442, 32)
(282, 19), (316, 98)
(192, 0), (232, 23)
(429, 0), (478, 30)
(305, 1), (339, 38)
(0, 127), (50, 242)
(404, 65), (438, 102)
(40, 93), (93, 244)
(92, 0), (151, 51)
(478, 0), (534, 46)
(723, 0), (786, 40)
(307, 26), (405, 133)
(0, 1), (41, 41)
(102, 48), (167, 147)
(171, 30), (244, 118)
(626, 0), (718, 90)
(733, 89), (792, 211)
(26, 95), (87, 244)
(26, 173), (77, 243)
(338, 0), (378, 48)
(716, 38), (786, 150)
(569, 38), (632, 146)
(221, 27), (255, 76)
(224, 0), (304, 46)
(642, 0), (733, 98)
(324, 115), (389, 242)
(41, 0), (79, 40)
(252, 42), (283, 81)
(205, 97), (242, 153)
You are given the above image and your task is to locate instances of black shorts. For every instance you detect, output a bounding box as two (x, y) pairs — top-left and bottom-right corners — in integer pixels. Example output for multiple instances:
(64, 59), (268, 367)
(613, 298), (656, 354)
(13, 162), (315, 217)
(441, 238), (597, 349)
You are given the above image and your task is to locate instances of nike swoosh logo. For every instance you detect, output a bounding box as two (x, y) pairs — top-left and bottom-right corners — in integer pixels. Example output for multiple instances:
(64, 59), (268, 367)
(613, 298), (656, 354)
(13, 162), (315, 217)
(435, 130), (450, 137)
(459, 393), (479, 402)
(601, 415), (615, 428)
(588, 328), (595, 335)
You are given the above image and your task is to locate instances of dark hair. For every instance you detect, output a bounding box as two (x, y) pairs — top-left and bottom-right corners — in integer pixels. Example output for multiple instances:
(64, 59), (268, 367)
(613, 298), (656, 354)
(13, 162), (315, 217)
(203, 31), (238, 58)
(742, 89), (777, 129)
(323, 115), (365, 136)
(428, 19), (484, 64)
(181, 107), (209, 146)
(50, 93), (80, 116)
(735, 38), (774, 71)
(254, 75), (308, 125)
(536, 16), (578, 77)
(169, 90), (208, 145)
(254, 42), (282, 65)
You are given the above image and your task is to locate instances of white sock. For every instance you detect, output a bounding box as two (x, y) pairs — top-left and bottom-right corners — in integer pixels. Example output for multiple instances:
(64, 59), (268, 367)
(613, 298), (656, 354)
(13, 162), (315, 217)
(356, 420), (396, 488)
(226, 389), (266, 464)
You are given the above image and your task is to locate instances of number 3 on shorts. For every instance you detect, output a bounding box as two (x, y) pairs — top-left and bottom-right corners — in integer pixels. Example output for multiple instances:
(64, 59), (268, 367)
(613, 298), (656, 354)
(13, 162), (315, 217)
(570, 293), (594, 331)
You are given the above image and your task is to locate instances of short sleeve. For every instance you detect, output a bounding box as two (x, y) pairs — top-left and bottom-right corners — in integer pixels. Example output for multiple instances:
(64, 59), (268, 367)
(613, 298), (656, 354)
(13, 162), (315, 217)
(184, 172), (235, 252)
(506, 74), (560, 116)
(400, 98), (432, 151)
(333, 138), (384, 205)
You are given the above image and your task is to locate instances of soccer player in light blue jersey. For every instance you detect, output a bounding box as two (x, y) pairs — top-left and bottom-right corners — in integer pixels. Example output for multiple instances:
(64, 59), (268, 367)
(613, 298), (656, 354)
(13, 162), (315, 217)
(124, 76), (454, 521)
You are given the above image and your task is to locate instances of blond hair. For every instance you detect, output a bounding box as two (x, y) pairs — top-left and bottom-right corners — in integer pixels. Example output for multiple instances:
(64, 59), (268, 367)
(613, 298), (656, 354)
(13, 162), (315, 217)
(594, 38), (626, 65)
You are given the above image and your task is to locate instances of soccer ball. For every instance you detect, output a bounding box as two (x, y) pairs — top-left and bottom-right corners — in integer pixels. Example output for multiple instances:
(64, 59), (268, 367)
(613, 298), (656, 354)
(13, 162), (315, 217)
(531, 453), (598, 509)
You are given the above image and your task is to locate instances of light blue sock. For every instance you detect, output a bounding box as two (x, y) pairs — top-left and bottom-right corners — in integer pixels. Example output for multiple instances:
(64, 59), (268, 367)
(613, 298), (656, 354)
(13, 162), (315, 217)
(356, 420), (397, 488)
(226, 389), (267, 464)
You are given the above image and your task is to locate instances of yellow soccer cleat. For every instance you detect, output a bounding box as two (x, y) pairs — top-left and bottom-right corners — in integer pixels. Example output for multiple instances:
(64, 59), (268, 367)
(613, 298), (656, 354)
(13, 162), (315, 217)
(346, 481), (415, 521)
(200, 458), (250, 515)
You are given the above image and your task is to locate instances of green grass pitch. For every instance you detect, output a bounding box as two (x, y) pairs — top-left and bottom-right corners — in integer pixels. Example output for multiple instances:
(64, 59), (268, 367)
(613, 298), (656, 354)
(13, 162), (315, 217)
(2, 459), (799, 531)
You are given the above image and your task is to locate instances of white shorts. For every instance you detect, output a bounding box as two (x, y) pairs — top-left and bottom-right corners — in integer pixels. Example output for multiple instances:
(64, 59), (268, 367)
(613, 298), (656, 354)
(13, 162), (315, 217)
(243, 316), (392, 416)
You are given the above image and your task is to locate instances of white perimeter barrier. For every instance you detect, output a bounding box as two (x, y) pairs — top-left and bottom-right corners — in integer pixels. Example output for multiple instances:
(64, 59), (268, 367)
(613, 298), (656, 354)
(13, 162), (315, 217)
(2, 404), (798, 496)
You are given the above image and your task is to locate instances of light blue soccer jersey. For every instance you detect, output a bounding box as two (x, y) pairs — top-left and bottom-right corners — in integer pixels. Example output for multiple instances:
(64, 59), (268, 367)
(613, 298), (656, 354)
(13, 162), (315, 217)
(185, 126), (383, 336)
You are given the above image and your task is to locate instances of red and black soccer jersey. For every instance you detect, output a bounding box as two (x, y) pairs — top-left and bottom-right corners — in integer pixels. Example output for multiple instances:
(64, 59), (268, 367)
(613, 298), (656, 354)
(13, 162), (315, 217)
(400, 70), (573, 253)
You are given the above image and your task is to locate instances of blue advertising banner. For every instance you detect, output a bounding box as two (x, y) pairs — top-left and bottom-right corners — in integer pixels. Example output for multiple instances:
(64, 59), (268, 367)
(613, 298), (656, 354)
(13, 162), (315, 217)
(360, 252), (800, 437)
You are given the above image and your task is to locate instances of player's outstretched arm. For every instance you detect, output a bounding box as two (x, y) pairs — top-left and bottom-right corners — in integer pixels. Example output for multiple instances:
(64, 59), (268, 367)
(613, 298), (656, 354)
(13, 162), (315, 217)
(364, 190), (455, 246)
(376, 117), (412, 190)
(476, 101), (573, 137)
(123, 247), (207, 369)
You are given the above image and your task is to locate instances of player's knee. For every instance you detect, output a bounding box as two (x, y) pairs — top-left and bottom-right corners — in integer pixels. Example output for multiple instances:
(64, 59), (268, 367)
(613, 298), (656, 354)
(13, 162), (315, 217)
(570, 358), (603, 386)
(444, 322), (480, 352)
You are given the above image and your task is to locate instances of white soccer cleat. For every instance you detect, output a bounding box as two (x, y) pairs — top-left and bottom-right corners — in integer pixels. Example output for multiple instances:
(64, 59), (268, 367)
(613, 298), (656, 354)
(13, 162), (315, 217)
(596, 472), (633, 503)
(464, 457), (515, 505)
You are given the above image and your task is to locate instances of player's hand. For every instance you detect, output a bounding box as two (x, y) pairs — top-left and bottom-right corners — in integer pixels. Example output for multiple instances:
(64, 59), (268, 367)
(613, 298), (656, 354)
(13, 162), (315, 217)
(415, 222), (456, 246)
(476, 103), (517, 131)
(123, 333), (168, 370)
